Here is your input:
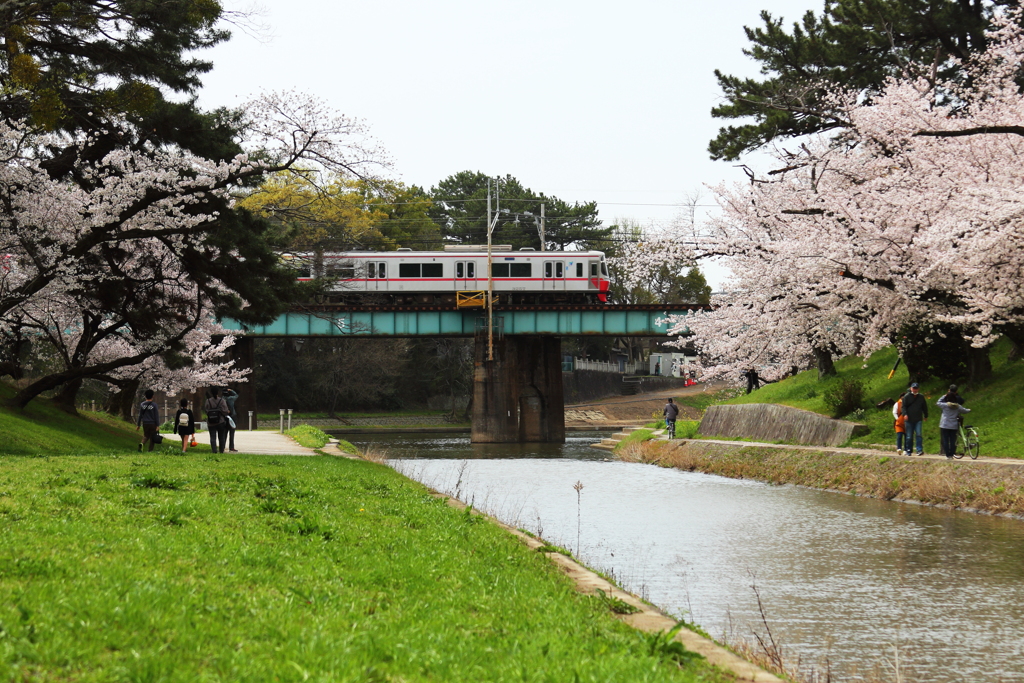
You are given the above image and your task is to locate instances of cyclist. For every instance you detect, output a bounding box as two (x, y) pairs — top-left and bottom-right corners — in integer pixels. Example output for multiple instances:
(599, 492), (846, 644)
(663, 398), (680, 439)
(937, 391), (971, 459)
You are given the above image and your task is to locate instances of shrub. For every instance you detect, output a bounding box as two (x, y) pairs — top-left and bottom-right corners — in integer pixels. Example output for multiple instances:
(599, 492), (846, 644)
(823, 379), (865, 418)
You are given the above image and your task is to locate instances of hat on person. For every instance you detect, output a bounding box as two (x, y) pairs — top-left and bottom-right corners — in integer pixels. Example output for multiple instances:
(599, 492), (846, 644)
(910, 382), (919, 388)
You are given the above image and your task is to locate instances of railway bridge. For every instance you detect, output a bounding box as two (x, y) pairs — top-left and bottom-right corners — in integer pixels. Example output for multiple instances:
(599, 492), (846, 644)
(221, 303), (704, 443)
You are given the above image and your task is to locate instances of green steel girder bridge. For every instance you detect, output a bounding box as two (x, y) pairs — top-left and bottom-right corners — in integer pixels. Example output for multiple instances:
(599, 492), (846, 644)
(222, 304), (706, 444)
(220, 303), (701, 338)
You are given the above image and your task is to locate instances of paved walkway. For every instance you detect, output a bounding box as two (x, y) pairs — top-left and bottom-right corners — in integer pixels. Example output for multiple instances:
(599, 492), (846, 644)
(219, 430), (319, 456)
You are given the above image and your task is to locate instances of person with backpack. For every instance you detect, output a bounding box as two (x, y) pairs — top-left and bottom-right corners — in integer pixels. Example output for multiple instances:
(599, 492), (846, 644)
(204, 388), (230, 454)
(135, 389), (161, 452)
(222, 388), (239, 453)
(173, 398), (195, 454)
(899, 382), (929, 456)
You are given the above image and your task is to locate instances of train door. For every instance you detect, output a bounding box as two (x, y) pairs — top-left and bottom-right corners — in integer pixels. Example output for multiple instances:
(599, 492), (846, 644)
(454, 260), (477, 290)
(367, 261), (387, 291)
(588, 261), (600, 291)
(543, 260), (565, 292)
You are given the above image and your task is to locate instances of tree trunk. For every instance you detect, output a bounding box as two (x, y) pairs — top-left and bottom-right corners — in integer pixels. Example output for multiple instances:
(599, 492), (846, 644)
(813, 347), (837, 379)
(966, 344), (992, 384)
(1004, 324), (1024, 361)
(51, 378), (83, 415)
(105, 379), (140, 422)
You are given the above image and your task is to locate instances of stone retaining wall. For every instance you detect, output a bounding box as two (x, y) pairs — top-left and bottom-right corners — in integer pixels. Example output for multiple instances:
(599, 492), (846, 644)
(698, 403), (869, 447)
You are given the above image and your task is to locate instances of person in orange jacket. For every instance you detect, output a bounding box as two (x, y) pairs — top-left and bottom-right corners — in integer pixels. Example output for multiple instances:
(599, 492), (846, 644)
(893, 396), (908, 456)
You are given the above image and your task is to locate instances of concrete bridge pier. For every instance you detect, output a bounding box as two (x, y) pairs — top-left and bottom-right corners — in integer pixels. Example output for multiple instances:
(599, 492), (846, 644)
(471, 335), (565, 443)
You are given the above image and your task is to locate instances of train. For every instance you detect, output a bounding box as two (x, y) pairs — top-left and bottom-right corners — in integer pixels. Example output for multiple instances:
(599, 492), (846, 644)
(282, 246), (612, 305)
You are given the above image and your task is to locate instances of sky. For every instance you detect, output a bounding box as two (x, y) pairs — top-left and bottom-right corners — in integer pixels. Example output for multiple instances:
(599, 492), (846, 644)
(198, 0), (822, 286)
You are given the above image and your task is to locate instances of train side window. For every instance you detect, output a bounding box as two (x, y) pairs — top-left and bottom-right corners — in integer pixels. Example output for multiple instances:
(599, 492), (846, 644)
(295, 263), (312, 279)
(544, 262), (552, 278)
(378, 262), (386, 278)
(510, 263), (531, 277)
(467, 262), (475, 278)
(422, 263), (443, 278)
(590, 263), (597, 277)
(368, 262), (377, 279)
(555, 262), (564, 278)
(492, 263), (510, 278)
(576, 262), (583, 278)
(325, 262), (355, 279)
(456, 262), (464, 278)
(399, 263), (420, 278)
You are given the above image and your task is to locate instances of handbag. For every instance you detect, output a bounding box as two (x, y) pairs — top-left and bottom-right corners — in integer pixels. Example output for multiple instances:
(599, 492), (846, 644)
(190, 435), (197, 447)
(152, 433), (163, 445)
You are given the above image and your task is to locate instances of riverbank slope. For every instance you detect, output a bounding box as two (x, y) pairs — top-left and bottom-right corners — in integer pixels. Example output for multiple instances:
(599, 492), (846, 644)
(0, 449), (738, 682)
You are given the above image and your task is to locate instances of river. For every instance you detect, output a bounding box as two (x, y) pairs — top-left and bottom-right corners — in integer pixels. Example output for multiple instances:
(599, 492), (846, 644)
(347, 432), (1024, 682)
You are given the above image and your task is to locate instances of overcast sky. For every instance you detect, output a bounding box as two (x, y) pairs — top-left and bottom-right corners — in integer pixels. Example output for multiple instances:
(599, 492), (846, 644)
(198, 0), (821, 285)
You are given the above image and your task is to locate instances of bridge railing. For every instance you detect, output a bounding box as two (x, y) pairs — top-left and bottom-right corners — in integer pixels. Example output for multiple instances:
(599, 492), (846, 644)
(572, 358), (641, 374)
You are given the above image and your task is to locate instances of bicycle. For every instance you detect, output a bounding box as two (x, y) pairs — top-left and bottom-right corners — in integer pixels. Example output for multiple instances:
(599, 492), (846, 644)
(953, 423), (980, 460)
(665, 419), (676, 439)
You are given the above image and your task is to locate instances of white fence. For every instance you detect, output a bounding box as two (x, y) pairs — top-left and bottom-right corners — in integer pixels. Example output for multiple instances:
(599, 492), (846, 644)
(573, 358), (641, 374)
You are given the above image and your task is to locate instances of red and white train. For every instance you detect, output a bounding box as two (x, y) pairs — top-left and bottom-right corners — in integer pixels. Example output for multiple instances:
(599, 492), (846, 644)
(283, 246), (612, 304)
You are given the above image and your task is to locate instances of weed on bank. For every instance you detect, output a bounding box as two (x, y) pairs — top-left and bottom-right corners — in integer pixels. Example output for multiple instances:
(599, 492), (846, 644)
(0, 453), (729, 682)
(626, 439), (1024, 517)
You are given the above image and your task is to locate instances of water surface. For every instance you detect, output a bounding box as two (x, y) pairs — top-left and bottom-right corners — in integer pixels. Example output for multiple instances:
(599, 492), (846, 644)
(348, 433), (1024, 682)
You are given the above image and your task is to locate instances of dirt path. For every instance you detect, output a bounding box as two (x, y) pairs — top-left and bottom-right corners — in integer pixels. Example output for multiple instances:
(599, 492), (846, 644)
(565, 381), (728, 426)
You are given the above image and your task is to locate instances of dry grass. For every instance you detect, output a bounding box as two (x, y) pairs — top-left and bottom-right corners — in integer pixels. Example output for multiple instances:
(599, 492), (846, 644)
(628, 440), (1024, 517)
(359, 441), (390, 464)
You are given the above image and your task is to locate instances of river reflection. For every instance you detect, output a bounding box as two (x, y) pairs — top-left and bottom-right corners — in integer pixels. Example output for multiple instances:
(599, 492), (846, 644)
(347, 433), (1024, 683)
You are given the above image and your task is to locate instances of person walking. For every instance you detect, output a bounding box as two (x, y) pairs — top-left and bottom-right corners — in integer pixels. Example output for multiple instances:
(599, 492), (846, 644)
(893, 396), (907, 456)
(135, 389), (161, 452)
(173, 399), (195, 453)
(900, 382), (928, 455)
(663, 397), (680, 439)
(937, 391), (971, 459)
(223, 387), (239, 453)
(204, 388), (230, 454)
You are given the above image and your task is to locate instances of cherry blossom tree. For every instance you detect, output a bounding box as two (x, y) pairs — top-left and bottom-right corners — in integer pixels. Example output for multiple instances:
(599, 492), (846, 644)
(0, 92), (389, 410)
(627, 10), (1024, 384)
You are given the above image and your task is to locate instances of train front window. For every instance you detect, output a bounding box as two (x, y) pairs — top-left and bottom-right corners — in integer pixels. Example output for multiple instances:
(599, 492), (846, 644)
(601, 262), (608, 276)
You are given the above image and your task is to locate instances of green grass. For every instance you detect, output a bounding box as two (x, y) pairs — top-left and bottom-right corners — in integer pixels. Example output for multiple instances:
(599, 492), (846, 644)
(285, 424), (331, 449)
(0, 384), (140, 454)
(0, 453), (729, 682)
(722, 340), (1024, 458)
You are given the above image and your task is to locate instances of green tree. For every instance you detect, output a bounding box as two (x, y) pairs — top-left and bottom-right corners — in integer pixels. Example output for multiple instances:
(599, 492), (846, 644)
(709, 0), (1015, 161)
(428, 171), (611, 251)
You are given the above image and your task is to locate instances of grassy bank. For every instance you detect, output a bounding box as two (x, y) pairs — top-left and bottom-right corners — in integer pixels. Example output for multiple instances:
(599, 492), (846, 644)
(721, 340), (1024, 458)
(621, 439), (1024, 517)
(0, 451), (732, 682)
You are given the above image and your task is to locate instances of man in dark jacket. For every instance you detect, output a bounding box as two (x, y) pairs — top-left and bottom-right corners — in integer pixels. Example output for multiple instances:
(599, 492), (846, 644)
(663, 398), (680, 438)
(900, 383), (928, 456)
(135, 389), (161, 452)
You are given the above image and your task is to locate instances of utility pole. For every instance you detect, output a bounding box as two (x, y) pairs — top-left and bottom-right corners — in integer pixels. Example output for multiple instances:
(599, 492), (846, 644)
(486, 179), (498, 361)
(540, 203), (545, 251)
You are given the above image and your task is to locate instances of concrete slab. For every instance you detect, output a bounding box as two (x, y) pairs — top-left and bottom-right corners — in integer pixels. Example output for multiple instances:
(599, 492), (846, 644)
(218, 430), (319, 456)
